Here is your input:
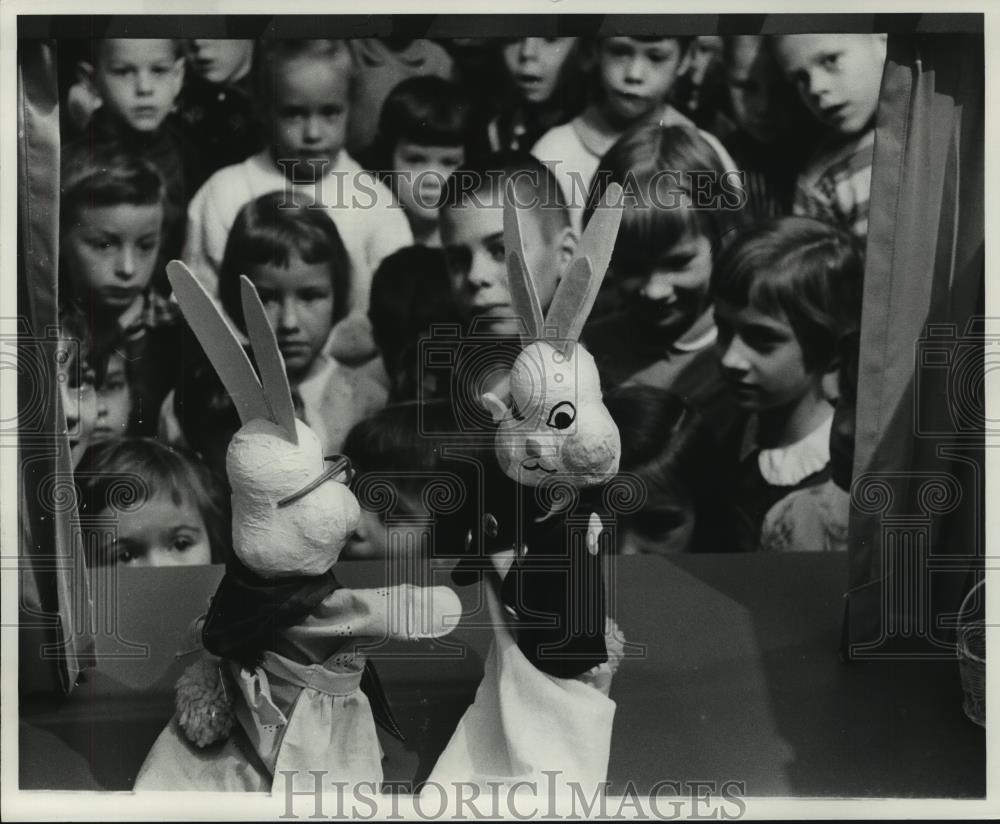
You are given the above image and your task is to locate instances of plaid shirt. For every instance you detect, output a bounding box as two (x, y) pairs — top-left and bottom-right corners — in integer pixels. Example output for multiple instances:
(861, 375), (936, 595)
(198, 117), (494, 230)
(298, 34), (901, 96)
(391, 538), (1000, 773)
(793, 129), (875, 243)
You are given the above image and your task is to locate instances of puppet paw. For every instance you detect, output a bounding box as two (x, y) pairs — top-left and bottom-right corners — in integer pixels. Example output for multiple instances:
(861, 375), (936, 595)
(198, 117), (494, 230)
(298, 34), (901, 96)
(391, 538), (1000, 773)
(175, 657), (235, 748)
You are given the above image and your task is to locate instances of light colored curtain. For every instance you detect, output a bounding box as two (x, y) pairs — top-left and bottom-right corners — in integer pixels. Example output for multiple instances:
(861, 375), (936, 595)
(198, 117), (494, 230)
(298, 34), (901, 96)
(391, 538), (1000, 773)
(845, 33), (984, 657)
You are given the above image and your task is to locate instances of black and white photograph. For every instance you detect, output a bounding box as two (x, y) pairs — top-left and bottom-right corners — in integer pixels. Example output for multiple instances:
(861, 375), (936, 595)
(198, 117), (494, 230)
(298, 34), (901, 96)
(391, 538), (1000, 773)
(2, 2), (993, 819)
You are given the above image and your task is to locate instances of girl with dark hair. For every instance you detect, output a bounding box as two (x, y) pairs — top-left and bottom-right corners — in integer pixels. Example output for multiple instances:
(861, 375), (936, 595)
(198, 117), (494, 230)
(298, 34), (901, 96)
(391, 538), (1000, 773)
(217, 192), (387, 453)
(711, 215), (863, 552)
(364, 76), (470, 246)
(582, 123), (747, 432)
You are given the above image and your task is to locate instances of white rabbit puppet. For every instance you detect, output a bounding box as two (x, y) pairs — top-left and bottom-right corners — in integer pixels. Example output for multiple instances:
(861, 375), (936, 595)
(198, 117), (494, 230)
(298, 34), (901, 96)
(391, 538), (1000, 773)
(135, 263), (461, 792)
(426, 182), (627, 797)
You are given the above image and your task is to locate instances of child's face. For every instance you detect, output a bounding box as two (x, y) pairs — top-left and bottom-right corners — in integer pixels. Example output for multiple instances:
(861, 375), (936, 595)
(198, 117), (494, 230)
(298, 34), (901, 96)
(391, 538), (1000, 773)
(613, 232), (714, 340)
(94, 39), (184, 133)
(268, 55), (350, 177)
(100, 491), (212, 567)
(391, 141), (464, 225)
(56, 335), (97, 468)
(63, 203), (163, 313)
(246, 254), (335, 381)
(597, 37), (684, 127)
(344, 494), (430, 560)
(188, 39), (254, 85)
(727, 36), (787, 144)
(713, 299), (818, 412)
(773, 34), (887, 137)
(92, 350), (133, 443)
(502, 37), (577, 104)
(441, 194), (572, 337)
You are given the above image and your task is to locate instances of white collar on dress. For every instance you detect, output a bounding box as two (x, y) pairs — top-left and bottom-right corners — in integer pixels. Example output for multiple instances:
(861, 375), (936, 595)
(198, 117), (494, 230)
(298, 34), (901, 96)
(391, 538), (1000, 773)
(743, 412), (834, 487)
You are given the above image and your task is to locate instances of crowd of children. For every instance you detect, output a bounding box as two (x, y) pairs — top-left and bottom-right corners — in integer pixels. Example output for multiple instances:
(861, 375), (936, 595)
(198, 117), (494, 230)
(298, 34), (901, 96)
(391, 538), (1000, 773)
(54, 33), (881, 566)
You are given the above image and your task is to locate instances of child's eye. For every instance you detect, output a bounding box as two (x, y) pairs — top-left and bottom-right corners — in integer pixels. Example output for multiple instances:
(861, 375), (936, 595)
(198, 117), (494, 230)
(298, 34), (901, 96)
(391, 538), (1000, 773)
(547, 401), (576, 430)
(486, 240), (505, 263)
(173, 536), (194, 552)
(299, 289), (330, 302)
(821, 53), (841, 70)
(320, 106), (344, 118)
(85, 237), (113, 250)
(257, 290), (280, 305)
(646, 51), (669, 64)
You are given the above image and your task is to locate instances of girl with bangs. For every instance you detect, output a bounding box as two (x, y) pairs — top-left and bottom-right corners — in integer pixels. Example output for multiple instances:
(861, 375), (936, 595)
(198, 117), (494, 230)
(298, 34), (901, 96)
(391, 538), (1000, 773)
(710, 216), (863, 552)
(582, 123), (746, 432)
(216, 192), (388, 454)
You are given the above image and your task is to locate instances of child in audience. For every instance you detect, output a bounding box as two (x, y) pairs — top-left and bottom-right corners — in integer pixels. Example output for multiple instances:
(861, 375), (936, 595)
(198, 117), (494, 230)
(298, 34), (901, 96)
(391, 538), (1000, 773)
(91, 348), (134, 444)
(364, 76), (469, 247)
(582, 124), (745, 431)
(342, 400), (469, 562)
(759, 328), (859, 552)
(604, 386), (721, 554)
(721, 35), (813, 221)
(218, 192), (388, 453)
(71, 38), (187, 262)
(711, 216), (863, 552)
(75, 437), (230, 567)
(59, 144), (177, 437)
(439, 152), (577, 340)
(181, 39), (264, 192)
(345, 37), (455, 158)
(184, 39), (412, 319)
(487, 37), (585, 154)
(56, 306), (104, 468)
(367, 246), (461, 402)
(532, 35), (735, 232)
(771, 34), (888, 242)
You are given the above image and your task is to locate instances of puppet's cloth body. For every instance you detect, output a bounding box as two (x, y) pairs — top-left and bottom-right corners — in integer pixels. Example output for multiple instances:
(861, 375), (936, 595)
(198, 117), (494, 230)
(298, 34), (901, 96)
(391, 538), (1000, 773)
(134, 583), (457, 792)
(425, 578), (617, 797)
(134, 579), (618, 794)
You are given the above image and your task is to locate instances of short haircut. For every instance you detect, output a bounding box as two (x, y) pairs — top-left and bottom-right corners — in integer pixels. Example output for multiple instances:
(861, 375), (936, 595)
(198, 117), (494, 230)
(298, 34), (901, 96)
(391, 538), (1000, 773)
(218, 191), (350, 333)
(584, 123), (745, 273)
(368, 245), (460, 401)
(368, 75), (471, 171)
(710, 216), (864, 372)
(439, 150), (570, 239)
(599, 34), (694, 53)
(90, 37), (186, 66)
(74, 437), (231, 565)
(253, 38), (354, 101)
(343, 399), (471, 553)
(60, 142), (166, 230)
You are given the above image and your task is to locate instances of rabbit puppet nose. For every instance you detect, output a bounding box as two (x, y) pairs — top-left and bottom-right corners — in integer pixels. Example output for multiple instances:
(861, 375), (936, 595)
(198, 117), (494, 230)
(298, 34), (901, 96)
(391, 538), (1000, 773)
(227, 418), (361, 579)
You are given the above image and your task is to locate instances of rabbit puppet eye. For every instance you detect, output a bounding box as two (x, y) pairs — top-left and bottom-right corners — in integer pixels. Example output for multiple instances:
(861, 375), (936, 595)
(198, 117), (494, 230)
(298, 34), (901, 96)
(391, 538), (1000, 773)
(546, 401), (576, 430)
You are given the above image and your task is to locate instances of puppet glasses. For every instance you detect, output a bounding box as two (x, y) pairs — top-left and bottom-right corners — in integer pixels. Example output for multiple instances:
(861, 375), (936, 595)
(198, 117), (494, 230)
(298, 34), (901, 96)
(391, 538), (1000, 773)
(276, 455), (355, 508)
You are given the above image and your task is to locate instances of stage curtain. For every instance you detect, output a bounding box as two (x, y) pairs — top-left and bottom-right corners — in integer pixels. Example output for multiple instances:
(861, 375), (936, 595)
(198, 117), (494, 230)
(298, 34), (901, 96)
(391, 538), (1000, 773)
(844, 33), (984, 657)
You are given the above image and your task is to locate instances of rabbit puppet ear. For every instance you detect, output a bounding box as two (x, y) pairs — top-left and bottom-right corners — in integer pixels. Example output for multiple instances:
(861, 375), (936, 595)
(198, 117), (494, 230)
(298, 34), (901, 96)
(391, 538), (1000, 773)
(166, 261), (271, 427)
(503, 178), (544, 343)
(544, 182), (624, 347)
(240, 276), (298, 444)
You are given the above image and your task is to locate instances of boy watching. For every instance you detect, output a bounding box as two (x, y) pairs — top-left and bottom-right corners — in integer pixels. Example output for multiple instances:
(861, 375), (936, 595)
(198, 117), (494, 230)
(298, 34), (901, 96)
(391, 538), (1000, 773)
(72, 38), (187, 263)
(181, 39), (264, 191)
(532, 36), (735, 232)
(439, 152), (577, 340)
(183, 39), (413, 323)
(771, 34), (888, 242)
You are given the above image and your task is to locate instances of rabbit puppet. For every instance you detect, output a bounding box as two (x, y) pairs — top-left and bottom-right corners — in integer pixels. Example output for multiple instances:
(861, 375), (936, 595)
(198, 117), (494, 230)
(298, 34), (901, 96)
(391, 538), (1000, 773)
(424, 181), (627, 792)
(135, 263), (461, 792)
(455, 180), (626, 681)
